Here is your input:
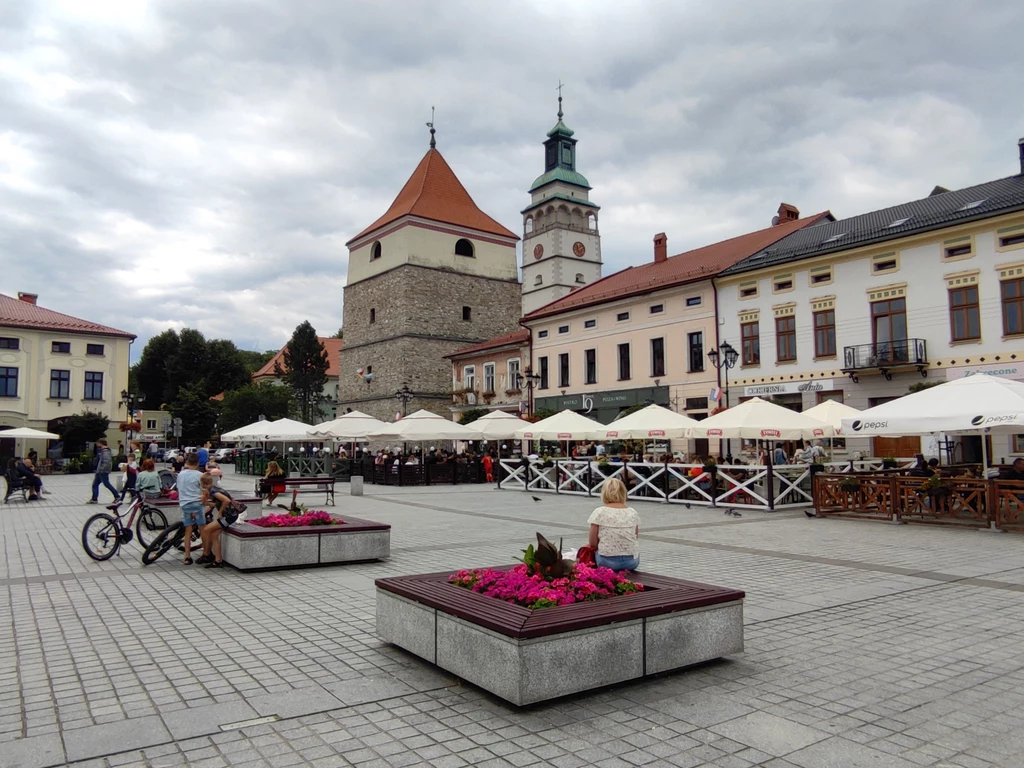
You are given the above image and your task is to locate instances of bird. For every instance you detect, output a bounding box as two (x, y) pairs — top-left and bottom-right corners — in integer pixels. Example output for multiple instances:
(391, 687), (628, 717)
(531, 496), (542, 503)
(804, 510), (817, 518)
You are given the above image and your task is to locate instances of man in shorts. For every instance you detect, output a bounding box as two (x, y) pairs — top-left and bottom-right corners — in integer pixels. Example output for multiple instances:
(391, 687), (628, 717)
(176, 453), (204, 565)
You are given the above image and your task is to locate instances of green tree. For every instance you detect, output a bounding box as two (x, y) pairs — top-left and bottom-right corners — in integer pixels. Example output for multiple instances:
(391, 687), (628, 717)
(279, 321), (329, 424)
(166, 329), (209, 403)
(52, 411), (110, 455)
(458, 408), (490, 425)
(219, 383), (294, 433)
(168, 383), (219, 444)
(204, 339), (250, 395)
(331, 328), (344, 339)
(238, 349), (277, 375)
(134, 329), (180, 405)
(530, 408), (557, 422)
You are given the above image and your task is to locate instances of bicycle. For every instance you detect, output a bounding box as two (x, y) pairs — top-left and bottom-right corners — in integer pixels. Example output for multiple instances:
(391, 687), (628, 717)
(81, 490), (169, 561)
(141, 509), (213, 566)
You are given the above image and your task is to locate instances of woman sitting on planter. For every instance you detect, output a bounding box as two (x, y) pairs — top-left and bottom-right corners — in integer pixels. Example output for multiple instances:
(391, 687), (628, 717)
(587, 478), (640, 572)
(262, 461), (286, 506)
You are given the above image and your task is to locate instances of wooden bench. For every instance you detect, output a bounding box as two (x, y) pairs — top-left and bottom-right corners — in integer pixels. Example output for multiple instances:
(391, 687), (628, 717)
(255, 476), (336, 506)
(3, 469), (30, 504)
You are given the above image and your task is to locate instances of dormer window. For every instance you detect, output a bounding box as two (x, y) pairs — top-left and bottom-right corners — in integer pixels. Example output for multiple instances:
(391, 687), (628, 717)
(371, 241), (382, 261)
(455, 238), (474, 258)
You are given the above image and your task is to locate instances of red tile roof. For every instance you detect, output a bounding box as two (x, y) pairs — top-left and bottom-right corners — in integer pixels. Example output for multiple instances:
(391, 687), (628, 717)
(446, 329), (529, 360)
(347, 149), (518, 245)
(523, 212), (833, 320)
(0, 293), (134, 338)
(253, 337), (344, 379)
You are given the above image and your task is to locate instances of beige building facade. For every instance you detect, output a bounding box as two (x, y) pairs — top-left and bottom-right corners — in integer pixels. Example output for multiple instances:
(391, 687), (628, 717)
(446, 330), (529, 420)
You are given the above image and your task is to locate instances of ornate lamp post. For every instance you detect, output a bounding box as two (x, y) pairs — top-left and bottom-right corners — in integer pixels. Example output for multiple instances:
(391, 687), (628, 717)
(394, 383), (414, 417)
(119, 389), (144, 452)
(515, 367), (543, 417)
(707, 341), (739, 459)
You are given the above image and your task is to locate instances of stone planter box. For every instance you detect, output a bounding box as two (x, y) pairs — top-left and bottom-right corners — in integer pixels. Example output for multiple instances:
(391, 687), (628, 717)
(376, 569), (744, 706)
(222, 515), (390, 571)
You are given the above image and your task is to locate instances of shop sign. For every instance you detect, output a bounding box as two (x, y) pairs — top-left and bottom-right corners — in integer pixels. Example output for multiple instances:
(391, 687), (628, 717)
(742, 379), (834, 397)
(945, 362), (1024, 382)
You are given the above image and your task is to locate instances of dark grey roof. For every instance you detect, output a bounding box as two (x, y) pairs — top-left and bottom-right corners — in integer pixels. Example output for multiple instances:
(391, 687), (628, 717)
(721, 173), (1024, 276)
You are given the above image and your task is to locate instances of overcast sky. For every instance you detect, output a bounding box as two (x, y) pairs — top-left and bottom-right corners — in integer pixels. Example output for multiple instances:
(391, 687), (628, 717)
(3, 0), (1023, 359)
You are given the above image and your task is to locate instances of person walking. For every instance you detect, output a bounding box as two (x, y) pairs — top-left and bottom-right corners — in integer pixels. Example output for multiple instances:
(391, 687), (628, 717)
(197, 442), (210, 471)
(87, 439), (119, 504)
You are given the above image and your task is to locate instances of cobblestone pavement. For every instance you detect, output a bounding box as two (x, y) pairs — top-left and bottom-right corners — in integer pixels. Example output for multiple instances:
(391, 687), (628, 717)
(3, 468), (1024, 767)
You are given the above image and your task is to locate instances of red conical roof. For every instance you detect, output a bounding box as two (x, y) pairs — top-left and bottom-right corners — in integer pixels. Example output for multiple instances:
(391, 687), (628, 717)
(347, 149), (518, 245)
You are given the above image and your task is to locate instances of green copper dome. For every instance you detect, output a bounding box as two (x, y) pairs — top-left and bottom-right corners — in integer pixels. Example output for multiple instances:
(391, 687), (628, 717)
(529, 167), (591, 192)
(546, 119), (575, 138)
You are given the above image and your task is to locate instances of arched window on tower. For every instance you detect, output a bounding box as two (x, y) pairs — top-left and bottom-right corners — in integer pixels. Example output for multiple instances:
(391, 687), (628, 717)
(455, 238), (474, 257)
(534, 274), (544, 286)
(371, 241), (382, 261)
(575, 273), (585, 284)
(587, 214), (597, 231)
(525, 217), (534, 235)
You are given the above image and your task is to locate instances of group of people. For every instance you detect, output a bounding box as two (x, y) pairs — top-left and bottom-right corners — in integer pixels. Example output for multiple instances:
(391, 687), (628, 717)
(177, 451), (239, 568)
(7, 454), (47, 501)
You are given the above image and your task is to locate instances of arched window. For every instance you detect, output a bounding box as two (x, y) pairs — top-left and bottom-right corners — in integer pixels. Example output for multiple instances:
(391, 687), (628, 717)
(534, 274), (544, 286)
(587, 214), (597, 231)
(455, 238), (474, 257)
(371, 241), (382, 261)
(525, 217), (534, 234)
(575, 273), (585, 284)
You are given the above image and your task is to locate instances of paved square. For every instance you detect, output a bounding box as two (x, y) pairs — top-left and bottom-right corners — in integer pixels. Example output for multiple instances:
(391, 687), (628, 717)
(3, 467), (1024, 767)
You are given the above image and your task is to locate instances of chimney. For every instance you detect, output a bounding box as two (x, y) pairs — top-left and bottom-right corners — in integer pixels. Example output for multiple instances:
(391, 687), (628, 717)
(1018, 137), (1024, 175)
(653, 233), (667, 263)
(17, 292), (38, 305)
(776, 203), (800, 225)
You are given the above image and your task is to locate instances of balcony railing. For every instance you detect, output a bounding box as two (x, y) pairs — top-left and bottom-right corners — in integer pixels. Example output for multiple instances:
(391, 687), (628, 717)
(842, 338), (928, 382)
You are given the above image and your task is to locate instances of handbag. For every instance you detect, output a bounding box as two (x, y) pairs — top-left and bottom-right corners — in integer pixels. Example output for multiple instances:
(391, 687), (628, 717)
(575, 545), (596, 565)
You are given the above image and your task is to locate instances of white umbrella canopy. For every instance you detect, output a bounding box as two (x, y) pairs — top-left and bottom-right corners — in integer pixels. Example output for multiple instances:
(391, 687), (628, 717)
(307, 410), (388, 440)
(839, 375), (1024, 436)
(255, 418), (316, 441)
(220, 421), (271, 441)
(687, 397), (833, 441)
(365, 409), (483, 440)
(472, 411), (535, 440)
(514, 409), (605, 441)
(589, 404), (699, 440)
(0, 427), (59, 439)
(802, 400), (862, 434)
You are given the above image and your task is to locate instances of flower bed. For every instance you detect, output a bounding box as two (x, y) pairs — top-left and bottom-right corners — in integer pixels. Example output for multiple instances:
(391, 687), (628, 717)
(247, 510), (343, 528)
(450, 563), (642, 609)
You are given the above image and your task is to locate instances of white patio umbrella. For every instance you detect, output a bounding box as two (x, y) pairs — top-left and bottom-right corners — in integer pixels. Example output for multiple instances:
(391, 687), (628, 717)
(365, 409), (483, 441)
(686, 397), (833, 441)
(0, 427), (59, 440)
(256, 418), (316, 441)
(839, 375), (1024, 471)
(589, 404), (699, 440)
(514, 409), (605, 441)
(220, 421), (271, 441)
(472, 411), (535, 440)
(307, 410), (387, 441)
(802, 400), (862, 434)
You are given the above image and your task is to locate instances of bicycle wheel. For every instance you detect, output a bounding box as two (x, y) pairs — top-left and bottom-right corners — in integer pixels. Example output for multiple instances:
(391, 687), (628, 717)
(142, 522), (184, 566)
(82, 513), (121, 561)
(135, 506), (168, 549)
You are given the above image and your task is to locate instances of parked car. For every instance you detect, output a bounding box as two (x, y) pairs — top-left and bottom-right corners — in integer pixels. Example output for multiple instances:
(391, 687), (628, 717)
(164, 448), (181, 463)
(214, 448), (235, 461)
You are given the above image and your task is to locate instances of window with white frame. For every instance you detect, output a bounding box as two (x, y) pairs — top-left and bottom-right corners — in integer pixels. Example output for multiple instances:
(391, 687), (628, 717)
(483, 363), (495, 393)
(463, 365), (476, 391)
(507, 358), (520, 391)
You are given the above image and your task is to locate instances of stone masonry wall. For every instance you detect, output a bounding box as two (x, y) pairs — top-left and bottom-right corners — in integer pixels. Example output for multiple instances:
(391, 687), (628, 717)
(338, 264), (521, 419)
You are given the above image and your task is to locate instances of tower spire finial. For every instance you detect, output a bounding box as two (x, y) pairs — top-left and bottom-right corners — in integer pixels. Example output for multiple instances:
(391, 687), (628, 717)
(556, 80), (564, 120)
(426, 106), (436, 149)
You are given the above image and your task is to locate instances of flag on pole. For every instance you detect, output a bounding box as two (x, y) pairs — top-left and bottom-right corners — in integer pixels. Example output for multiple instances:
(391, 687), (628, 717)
(709, 387), (722, 402)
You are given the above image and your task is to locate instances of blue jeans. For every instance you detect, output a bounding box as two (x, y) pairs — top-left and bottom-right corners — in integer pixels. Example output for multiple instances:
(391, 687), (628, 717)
(91, 472), (118, 501)
(595, 553), (639, 572)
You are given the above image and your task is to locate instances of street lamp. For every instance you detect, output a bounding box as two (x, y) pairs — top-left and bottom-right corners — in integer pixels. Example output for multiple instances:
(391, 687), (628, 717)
(395, 383), (414, 417)
(707, 341), (739, 459)
(119, 389), (144, 452)
(515, 367), (542, 417)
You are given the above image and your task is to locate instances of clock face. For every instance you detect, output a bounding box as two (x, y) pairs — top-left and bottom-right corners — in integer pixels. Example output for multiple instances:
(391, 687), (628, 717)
(533, 244), (544, 260)
(573, 241), (586, 257)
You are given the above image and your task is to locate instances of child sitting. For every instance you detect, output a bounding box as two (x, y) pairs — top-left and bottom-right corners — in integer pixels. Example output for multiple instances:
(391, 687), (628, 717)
(195, 473), (240, 569)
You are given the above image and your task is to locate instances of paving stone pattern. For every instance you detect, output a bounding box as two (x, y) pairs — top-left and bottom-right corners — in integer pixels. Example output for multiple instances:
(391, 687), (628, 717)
(3, 469), (1024, 766)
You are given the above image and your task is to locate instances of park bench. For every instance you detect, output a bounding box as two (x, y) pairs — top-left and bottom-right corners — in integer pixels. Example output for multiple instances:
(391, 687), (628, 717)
(3, 468), (30, 504)
(255, 476), (336, 506)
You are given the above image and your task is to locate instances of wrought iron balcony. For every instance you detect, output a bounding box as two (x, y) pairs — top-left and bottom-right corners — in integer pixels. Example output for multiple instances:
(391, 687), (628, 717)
(842, 338), (928, 382)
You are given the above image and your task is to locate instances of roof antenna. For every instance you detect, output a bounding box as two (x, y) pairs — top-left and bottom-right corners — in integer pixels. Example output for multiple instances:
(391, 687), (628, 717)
(556, 80), (564, 120)
(426, 106), (436, 149)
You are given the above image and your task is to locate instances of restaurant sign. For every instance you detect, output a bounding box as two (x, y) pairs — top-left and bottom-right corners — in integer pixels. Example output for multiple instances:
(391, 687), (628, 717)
(945, 362), (1024, 382)
(742, 379), (834, 397)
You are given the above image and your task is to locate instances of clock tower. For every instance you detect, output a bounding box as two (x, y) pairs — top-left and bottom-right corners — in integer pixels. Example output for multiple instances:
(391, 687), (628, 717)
(520, 97), (602, 314)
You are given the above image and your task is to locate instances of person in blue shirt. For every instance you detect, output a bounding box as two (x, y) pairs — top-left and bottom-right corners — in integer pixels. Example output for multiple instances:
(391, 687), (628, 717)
(177, 453), (204, 565)
(197, 442), (210, 471)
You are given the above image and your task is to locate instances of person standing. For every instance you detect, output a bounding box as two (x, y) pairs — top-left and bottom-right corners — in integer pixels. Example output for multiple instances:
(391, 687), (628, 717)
(148, 440), (159, 459)
(197, 442), (210, 471)
(88, 439), (119, 504)
(176, 453), (204, 565)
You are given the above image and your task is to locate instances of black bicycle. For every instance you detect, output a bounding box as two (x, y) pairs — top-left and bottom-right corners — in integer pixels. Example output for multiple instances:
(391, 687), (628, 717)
(81, 490), (169, 561)
(141, 510), (212, 565)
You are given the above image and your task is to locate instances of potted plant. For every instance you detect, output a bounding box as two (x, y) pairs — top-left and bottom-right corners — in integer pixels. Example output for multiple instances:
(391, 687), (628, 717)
(881, 456), (898, 469)
(838, 476), (862, 493)
(920, 475), (952, 497)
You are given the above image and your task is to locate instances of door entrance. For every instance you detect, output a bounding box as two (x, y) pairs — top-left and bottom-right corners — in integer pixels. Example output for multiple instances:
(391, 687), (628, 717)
(872, 435), (920, 460)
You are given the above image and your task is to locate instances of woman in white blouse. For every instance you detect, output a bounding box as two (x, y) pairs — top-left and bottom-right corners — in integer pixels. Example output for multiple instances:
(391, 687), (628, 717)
(587, 478), (640, 571)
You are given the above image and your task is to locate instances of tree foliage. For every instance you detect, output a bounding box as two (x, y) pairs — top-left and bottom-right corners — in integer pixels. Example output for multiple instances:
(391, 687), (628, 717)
(238, 349), (277, 374)
(458, 408), (491, 425)
(134, 329), (180, 405)
(908, 380), (942, 393)
(168, 383), (219, 444)
(218, 383), (294, 433)
(132, 328), (251, 407)
(52, 411), (110, 454)
(279, 321), (330, 424)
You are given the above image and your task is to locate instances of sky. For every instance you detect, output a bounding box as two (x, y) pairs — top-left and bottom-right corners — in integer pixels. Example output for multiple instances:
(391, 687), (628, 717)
(3, 0), (1023, 360)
